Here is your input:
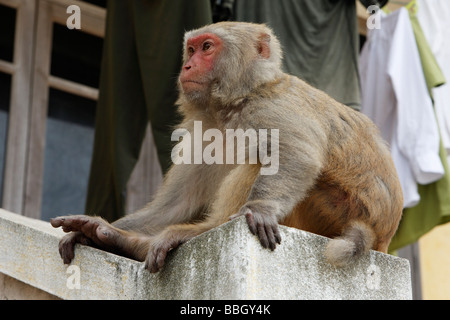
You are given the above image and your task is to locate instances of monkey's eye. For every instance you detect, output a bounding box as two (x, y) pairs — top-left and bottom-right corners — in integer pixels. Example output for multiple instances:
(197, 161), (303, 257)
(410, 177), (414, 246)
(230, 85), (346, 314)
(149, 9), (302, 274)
(188, 47), (195, 56)
(202, 42), (212, 51)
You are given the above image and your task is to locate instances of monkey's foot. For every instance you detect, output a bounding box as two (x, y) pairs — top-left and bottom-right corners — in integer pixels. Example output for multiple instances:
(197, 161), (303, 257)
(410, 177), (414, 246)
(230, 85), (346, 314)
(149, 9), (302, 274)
(50, 215), (127, 264)
(144, 234), (182, 273)
(230, 208), (282, 250)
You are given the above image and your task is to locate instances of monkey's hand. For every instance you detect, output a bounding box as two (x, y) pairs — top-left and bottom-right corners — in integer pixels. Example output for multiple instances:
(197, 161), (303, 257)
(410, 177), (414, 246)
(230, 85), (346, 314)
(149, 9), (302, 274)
(57, 232), (92, 264)
(230, 205), (282, 251)
(50, 215), (127, 264)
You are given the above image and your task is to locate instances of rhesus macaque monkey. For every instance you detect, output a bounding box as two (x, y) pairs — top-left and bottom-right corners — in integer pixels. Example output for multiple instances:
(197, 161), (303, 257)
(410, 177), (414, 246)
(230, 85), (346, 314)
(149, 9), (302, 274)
(51, 22), (403, 273)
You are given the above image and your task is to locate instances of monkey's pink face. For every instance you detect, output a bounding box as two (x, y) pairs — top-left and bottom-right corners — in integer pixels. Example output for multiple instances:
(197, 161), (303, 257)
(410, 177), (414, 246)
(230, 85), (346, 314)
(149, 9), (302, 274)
(179, 33), (223, 94)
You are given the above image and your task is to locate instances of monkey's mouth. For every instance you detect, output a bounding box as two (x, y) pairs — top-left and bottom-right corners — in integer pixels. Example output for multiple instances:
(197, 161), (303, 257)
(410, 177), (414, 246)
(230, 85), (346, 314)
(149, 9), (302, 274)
(181, 80), (204, 85)
(180, 80), (206, 93)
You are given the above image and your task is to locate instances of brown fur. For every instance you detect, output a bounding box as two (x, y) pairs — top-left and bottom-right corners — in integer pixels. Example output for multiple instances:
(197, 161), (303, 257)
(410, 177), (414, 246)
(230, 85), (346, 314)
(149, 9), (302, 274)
(51, 22), (403, 272)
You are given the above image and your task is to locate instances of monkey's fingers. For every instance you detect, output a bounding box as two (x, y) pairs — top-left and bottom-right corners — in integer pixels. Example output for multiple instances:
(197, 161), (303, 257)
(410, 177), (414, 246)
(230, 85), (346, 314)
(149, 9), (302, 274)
(145, 248), (164, 273)
(58, 233), (76, 264)
(241, 210), (282, 251)
(58, 231), (92, 264)
(145, 235), (183, 273)
(273, 226), (282, 245)
(145, 245), (169, 273)
(51, 215), (108, 241)
(243, 210), (258, 235)
(256, 217), (282, 251)
(256, 220), (270, 249)
(263, 223), (282, 251)
(50, 215), (90, 233)
(229, 208), (259, 235)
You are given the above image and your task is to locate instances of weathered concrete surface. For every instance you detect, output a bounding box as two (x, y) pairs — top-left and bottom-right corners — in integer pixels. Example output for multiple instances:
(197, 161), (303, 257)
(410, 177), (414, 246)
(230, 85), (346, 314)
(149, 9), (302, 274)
(0, 209), (412, 299)
(0, 273), (59, 300)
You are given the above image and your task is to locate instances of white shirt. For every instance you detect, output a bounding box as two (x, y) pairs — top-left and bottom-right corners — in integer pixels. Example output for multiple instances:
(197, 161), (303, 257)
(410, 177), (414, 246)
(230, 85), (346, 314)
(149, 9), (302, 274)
(359, 8), (444, 208)
(417, 0), (450, 163)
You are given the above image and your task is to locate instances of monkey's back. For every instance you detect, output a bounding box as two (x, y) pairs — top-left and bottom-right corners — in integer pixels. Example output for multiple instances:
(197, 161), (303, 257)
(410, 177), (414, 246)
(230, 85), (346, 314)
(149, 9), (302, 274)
(274, 75), (403, 251)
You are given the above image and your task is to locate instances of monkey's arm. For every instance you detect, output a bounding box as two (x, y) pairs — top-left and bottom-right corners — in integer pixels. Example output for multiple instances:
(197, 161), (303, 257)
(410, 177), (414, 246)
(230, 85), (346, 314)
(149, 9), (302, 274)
(231, 116), (327, 249)
(112, 163), (209, 234)
(51, 163), (210, 263)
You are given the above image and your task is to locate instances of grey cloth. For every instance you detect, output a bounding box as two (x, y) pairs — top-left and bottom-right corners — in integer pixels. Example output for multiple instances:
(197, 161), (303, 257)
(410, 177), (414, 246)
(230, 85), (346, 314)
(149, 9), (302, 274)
(85, 0), (212, 221)
(235, 0), (361, 109)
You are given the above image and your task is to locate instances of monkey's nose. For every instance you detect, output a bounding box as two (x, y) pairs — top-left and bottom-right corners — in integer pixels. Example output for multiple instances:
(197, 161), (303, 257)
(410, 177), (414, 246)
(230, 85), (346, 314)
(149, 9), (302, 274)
(183, 64), (192, 70)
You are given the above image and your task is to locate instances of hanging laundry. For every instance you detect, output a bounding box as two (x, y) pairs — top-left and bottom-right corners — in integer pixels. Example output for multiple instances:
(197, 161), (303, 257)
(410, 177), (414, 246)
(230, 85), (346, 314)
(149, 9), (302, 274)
(389, 4), (450, 251)
(359, 8), (444, 208)
(234, 0), (361, 110)
(417, 0), (450, 163)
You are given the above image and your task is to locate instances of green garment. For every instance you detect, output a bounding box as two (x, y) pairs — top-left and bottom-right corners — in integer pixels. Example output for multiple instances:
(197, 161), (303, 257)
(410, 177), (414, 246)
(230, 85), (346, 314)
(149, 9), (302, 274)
(85, 0), (212, 221)
(389, 13), (450, 251)
(234, 0), (361, 109)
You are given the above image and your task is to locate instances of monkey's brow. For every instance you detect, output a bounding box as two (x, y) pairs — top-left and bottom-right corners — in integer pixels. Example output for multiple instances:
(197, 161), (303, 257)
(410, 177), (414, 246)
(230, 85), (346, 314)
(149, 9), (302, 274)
(187, 33), (219, 47)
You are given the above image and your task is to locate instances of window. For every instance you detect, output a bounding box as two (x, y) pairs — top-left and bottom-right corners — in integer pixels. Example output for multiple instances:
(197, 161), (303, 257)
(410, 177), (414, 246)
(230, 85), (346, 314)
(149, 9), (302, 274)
(0, 72), (11, 206)
(41, 89), (96, 221)
(0, 0), (161, 220)
(0, 4), (15, 62)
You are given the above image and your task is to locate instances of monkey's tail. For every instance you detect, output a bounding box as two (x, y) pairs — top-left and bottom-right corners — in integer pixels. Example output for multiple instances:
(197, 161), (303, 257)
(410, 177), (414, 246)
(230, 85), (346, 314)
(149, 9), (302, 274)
(324, 220), (376, 267)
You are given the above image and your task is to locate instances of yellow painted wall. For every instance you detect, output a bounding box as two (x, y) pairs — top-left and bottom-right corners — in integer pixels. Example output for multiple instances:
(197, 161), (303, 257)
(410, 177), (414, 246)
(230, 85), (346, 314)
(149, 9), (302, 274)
(419, 223), (450, 299)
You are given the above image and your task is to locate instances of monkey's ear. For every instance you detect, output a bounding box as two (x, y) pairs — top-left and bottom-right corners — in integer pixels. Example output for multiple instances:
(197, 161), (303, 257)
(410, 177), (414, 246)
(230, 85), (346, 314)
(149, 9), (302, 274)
(257, 33), (271, 59)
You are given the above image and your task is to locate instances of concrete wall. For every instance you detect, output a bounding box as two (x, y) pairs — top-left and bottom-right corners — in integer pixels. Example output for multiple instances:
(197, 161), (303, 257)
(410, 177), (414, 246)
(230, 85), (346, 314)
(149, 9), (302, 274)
(0, 273), (59, 300)
(0, 209), (412, 300)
